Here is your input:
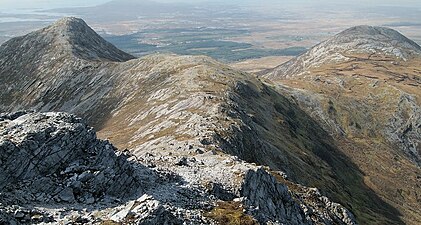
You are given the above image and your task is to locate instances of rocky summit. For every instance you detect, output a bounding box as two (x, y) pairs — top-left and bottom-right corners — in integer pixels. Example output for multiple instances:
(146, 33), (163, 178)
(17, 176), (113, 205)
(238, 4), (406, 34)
(0, 17), (419, 225)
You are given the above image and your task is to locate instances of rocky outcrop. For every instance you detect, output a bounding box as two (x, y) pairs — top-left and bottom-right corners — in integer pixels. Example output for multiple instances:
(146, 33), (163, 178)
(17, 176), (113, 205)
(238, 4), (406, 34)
(242, 169), (356, 225)
(0, 111), (145, 204)
(385, 94), (421, 166)
(242, 169), (310, 224)
(0, 111), (357, 224)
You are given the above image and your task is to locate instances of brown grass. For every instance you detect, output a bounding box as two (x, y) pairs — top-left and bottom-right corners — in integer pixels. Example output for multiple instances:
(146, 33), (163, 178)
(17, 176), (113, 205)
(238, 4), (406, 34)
(268, 54), (421, 225)
(100, 220), (121, 225)
(205, 201), (258, 225)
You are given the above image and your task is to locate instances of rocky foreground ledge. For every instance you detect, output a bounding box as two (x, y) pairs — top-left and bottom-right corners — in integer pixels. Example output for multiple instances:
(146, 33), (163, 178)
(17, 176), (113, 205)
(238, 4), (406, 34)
(0, 111), (356, 224)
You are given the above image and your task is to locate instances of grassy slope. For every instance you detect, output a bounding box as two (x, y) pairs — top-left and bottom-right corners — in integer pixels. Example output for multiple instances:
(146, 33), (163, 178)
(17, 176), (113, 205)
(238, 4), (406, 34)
(265, 54), (421, 224)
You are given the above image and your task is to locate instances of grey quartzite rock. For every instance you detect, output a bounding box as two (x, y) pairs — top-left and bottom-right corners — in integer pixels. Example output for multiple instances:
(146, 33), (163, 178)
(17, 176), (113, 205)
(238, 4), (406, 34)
(0, 111), (358, 225)
(0, 111), (144, 202)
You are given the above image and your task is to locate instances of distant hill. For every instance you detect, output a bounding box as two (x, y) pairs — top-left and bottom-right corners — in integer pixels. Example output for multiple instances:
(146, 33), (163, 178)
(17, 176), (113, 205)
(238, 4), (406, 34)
(264, 25), (421, 79)
(50, 0), (191, 21)
(262, 25), (421, 225)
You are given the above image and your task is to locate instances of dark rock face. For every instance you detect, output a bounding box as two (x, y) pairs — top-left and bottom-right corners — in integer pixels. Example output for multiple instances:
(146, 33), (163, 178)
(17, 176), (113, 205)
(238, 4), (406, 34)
(241, 169), (356, 225)
(0, 111), (145, 204)
(242, 169), (310, 225)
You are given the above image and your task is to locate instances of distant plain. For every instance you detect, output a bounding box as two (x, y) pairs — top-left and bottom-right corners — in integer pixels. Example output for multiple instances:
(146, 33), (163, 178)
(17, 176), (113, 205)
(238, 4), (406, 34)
(1, 0), (421, 68)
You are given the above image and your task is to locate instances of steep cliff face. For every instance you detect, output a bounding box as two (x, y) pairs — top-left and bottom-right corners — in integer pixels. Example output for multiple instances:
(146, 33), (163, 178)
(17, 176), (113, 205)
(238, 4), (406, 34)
(263, 26), (421, 225)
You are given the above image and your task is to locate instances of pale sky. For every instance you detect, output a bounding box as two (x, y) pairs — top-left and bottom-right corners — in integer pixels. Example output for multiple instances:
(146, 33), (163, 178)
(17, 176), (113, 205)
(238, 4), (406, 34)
(0, 0), (109, 10)
(1, 0), (421, 10)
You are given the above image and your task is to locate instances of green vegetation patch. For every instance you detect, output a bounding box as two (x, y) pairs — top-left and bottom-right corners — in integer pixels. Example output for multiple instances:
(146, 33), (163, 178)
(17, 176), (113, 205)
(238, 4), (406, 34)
(103, 29), (307, 62)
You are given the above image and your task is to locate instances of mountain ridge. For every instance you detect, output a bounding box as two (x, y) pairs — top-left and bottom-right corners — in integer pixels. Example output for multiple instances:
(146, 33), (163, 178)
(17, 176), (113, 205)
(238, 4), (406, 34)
(0, 17), (417, 224)
(0, 17), (360, 225)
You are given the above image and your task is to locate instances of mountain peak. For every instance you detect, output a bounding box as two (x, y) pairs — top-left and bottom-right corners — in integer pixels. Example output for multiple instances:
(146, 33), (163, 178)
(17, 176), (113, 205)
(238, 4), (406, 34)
(44, 17), (93, 40)
(0, 17), (134, 63)
(264, 25), (421, 78)
(53, 16), (86, 26)
(332, 25), (421, 53)
(339, 25), (398, 36)
(50, 17), (88, 30)
(47, 17), (135, 62)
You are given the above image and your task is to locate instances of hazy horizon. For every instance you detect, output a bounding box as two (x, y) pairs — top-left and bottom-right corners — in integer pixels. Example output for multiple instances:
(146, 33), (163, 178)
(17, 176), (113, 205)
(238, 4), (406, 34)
(2, 0), (421, 10)
(1, 0), (421, 60)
